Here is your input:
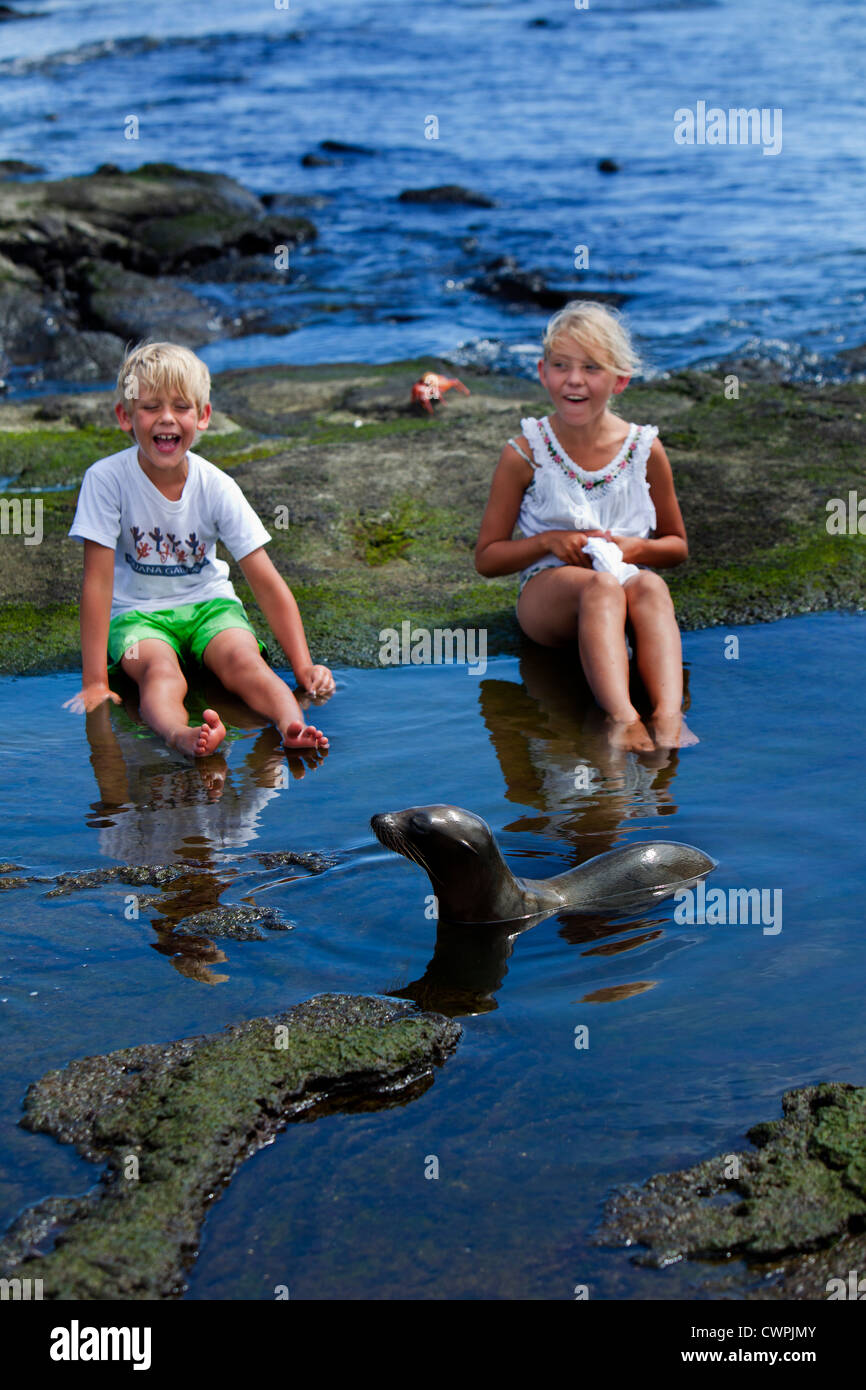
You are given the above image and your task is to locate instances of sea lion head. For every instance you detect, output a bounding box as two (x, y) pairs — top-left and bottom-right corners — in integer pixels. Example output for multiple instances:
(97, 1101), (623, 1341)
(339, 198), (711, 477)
(371, 805), (525, 924)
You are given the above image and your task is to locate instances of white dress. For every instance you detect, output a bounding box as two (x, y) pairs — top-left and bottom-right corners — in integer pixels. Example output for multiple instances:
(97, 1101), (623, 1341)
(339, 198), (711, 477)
(514, 416), (658, 592)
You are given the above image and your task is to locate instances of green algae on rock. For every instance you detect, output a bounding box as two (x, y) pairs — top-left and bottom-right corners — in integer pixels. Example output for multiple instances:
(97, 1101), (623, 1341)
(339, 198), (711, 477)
(596, 1082), (866, 1298)
(0, 993), (461, 1300)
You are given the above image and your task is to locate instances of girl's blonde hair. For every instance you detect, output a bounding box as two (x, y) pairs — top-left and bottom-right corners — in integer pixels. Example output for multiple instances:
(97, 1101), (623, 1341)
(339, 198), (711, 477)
(542, 301), (641, 376)
(116, 341), (211, 415)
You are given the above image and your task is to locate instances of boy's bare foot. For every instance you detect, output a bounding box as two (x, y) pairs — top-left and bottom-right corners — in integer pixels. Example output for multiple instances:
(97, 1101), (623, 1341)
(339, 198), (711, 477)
(650, 712), (699, 749)
(280, 718), (329, 751)
(171, 708), (227, 758)
(605, 715), (655, 752)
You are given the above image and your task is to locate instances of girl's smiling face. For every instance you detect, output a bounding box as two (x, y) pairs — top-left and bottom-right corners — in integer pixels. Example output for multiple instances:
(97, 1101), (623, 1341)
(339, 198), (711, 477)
(538, 336), (629, 425)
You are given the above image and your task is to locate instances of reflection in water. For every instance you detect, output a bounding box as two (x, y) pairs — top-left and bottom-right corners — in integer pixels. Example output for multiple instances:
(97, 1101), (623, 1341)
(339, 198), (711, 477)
(82, 678), (326, 984)
(394, 643), (695, 1017)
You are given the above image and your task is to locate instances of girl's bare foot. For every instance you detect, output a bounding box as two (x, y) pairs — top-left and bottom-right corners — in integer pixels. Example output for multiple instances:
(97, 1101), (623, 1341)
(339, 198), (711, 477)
(171, 708), (227, 758)
(650, 712), (699, 749)
(280, 719), (329, 751)
(605, 715), (655, 752)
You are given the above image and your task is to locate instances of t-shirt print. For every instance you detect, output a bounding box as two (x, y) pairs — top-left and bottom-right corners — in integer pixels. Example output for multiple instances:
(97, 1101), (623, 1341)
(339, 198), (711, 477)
(127, 526), (209, 576)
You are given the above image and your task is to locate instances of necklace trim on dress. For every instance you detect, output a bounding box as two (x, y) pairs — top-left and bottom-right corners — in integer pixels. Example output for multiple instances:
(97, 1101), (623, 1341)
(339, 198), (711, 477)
(539, 417), (638, 491)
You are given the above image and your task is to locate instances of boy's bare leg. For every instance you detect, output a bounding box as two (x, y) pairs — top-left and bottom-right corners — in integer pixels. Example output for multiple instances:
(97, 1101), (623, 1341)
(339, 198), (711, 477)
(202, 628), (328, 750)
(121, 638), (226, 756)
(517, 567), (653, 751)
(624, 572), (698, 748)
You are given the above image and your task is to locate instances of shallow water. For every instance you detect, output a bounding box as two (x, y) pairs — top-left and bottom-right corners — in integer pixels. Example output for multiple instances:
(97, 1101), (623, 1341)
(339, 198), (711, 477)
(1, 611), (865, 1298)
(2, 0), (866, 389)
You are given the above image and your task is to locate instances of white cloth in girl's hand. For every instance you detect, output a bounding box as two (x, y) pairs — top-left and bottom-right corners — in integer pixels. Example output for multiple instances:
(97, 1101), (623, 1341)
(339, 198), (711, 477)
(582, 536), (640, 585)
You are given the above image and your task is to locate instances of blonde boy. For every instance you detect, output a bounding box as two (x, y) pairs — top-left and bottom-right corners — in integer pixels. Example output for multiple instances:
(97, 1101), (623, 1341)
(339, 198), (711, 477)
(65, 342), (333, 756)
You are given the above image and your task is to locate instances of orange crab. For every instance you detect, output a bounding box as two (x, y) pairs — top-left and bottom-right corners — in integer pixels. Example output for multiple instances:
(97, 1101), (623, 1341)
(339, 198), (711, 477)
(411, 371), (471, 415)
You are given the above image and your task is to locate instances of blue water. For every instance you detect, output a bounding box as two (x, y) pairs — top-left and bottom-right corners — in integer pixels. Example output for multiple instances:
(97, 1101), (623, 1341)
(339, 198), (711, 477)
(1, 0), (865, 390)
(1, 612), (865, 1298)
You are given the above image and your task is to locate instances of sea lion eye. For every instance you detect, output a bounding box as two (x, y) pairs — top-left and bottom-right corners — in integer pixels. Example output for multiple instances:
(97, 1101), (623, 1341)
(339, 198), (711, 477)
(410, 815), (430, 835)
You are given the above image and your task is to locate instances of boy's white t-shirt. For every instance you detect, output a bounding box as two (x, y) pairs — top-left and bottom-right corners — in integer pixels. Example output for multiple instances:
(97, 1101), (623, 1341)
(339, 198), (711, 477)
(69, 446), (271, 619)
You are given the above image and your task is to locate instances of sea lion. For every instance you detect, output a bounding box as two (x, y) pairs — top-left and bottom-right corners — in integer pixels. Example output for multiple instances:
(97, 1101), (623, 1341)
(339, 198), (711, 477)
(371, 804), (716, 925)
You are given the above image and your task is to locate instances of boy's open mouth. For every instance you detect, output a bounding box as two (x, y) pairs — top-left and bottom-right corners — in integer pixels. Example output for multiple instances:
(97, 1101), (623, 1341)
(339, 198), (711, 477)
(153, 433), (182, 453)
(564, 394), (588, 403)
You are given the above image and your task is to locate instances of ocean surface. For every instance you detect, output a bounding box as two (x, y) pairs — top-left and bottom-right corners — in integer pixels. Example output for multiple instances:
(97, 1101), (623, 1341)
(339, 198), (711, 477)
(1, 0), (865, 387)
(1, 613), (865, 1298)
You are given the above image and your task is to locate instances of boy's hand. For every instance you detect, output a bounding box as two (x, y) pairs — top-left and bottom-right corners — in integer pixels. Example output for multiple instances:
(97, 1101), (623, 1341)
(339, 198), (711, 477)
(63, 684), (122, 714)
(297, 664), (336, 697)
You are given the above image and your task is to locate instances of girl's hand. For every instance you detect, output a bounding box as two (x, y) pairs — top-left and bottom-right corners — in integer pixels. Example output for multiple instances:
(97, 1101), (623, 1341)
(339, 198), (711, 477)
(606, 535), (641, 563)
(63, 684), (122, 715)
(545, 529), (611, 567)
(297, 664), (336, 697)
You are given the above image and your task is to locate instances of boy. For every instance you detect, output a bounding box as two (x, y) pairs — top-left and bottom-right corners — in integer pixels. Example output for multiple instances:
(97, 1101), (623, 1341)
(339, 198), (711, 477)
(65, 341), (333, 756)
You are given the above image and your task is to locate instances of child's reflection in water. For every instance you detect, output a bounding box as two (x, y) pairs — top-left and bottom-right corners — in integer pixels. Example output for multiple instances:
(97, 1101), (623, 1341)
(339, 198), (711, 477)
(82, 675), (327, 984)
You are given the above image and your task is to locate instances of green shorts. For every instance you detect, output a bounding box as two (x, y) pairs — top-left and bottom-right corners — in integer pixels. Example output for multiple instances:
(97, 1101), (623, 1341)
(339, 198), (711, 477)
(107, 598), (268, 671)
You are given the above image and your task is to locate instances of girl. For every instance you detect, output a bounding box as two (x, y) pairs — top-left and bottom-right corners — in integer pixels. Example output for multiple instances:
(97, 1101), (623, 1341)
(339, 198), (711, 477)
(475, 302), (695, 751)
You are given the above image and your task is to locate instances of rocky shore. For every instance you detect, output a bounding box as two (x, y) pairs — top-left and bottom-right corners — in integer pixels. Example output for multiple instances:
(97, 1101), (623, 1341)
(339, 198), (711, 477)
(0, 357), (864, 675)
(0, 993), (461, 1299)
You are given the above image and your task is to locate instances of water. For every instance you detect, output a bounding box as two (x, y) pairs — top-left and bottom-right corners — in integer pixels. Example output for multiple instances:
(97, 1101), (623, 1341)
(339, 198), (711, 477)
(1, 0), (865, 392)
(1, 611), (864, 1298)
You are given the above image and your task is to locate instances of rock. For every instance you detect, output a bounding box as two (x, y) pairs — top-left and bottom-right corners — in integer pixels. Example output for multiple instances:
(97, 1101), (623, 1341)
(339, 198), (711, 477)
(0, 160), (44, 177)
(76, 260), (226, 344)
(252, 849), (336, 872)
(301, 153), (335, 168)
(44, 330), (128, 384)
(469, 256), (628, 310)
(172, 905), (291, 940)
(398, 185), (496, 208)
(0, 163), (319, 363)
(596, 1082), (866, 1297)
(0, 4), (39, 18)
(319, 140), (377, 156)
(0, 993), (461, 1298)
(838, 343), (866, 374)
(42, 864), (191, 897)
(598, 158), (620, 173)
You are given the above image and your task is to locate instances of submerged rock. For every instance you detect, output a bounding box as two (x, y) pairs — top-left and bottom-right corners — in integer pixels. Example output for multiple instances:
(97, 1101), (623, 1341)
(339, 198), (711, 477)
(252, 849), (336, 872)
(596, 1083), (866, 1297)
(469, 256), (628, 310)
(398, 185), (495, 208)
(42, 864), (191, 897)
(0, 993), (461, 1299)
(171, 905), (291, 940)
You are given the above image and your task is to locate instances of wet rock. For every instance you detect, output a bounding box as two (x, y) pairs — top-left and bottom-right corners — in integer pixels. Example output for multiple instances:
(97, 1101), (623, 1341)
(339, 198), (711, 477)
(0, 4), (39, 18)
(0, 164), (318, 362)
(469, 256), (628, 310)
(598, 158), (620, 173)
(319, 140), (377, 156)
(0, 877), (29, 890)
(398, 185), (496, 208)
(172, 905), (291, 940)
(301, 153), (335, 168)
(75, 260), (226, 343)
(43, 864), (191, 897)
(252, 849), (336, 872)
(596, 1083), (866, 1295)
(0, 862), (24, 873)
(0, 993), (461, 1299)
(0, 160), (44, 177)
(43, 329), (128, 384)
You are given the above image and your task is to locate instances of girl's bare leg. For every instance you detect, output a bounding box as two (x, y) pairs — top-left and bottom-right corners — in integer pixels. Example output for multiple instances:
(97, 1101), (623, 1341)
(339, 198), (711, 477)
(121, 638), (226, 756)
(202, 628), (328, 750)
(517, 567), (653, 750)
(624, 571), (697, 748)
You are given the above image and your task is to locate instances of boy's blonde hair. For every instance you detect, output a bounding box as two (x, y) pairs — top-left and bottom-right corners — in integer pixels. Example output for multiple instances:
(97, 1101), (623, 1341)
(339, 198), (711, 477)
(542, 301), (641, 376)
(116, 341), (211, 415)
